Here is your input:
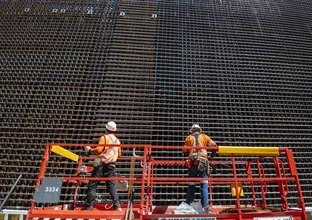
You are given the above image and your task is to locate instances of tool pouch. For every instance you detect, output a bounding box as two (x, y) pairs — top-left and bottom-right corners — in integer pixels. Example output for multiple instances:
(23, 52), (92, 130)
(93, 157), (103, 167)
(198, 157), (209, 172)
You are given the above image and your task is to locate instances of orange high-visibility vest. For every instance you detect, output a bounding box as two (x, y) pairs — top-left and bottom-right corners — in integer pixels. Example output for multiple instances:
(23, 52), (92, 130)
(183, 133), (216, 159)
(99, 134), (121, 164)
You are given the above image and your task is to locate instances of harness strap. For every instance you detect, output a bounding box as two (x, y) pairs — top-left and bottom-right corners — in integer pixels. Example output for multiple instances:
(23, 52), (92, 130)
(189, 134), (202, 157)
(106, 134), (118, 144)
(100, 134), (119, 163)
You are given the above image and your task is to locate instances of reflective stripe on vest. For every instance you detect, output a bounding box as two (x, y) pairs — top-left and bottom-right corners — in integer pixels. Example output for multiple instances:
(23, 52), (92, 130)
(189, 134), (207, 159)
(100, 134), (120, 164)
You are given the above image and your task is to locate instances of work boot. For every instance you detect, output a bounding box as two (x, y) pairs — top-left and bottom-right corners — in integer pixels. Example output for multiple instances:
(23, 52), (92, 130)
(84, 205), (93, 211)
(113, 204), (122, 211)
(203, 207), (211, 214)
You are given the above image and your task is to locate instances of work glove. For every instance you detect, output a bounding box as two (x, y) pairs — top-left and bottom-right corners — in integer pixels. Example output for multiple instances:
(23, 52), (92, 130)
(185, 159), (192, 168)
(84, 146), (91, 152)
(210, 164), (217, 174)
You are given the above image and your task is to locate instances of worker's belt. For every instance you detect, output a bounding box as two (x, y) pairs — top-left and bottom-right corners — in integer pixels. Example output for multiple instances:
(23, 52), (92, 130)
(93, 158), (116, 167)
(189, 154), (208, 159)
(93, 157), (116, 167)
(108, 163), (116, 168)
(186, 156), (209, 172)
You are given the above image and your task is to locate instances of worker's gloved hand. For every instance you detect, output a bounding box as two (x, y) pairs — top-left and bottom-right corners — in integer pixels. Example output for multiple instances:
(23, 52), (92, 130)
(84, 146), (91, 152)
(210, 164), (217, 174)
(185, 159), (192, 168)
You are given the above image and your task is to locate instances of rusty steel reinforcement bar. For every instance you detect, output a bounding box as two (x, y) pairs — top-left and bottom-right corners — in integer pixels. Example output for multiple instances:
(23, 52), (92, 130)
(0, 174), (22, 211)
(1, 0), (312, 210)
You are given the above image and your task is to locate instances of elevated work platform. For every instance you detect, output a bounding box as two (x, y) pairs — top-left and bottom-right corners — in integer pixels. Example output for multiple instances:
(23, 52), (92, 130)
(27, 144), (307, 220)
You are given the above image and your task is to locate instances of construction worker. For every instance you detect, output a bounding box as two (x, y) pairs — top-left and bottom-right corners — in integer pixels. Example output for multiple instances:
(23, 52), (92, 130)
(183, 124), (217, 213)
(84, 121), (122, 211)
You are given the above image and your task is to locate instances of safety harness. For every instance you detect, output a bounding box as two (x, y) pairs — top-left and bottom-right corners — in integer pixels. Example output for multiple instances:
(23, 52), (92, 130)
(188, 134), (209, 172)
(93, 134), (119, 167)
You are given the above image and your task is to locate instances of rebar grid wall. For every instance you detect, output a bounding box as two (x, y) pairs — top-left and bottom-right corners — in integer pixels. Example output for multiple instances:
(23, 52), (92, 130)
(0, 0), (312, 209)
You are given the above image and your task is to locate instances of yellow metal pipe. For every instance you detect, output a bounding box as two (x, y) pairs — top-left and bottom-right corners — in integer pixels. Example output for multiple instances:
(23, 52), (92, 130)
(218, 146), (279, 156)
(51, 145), (79, 162)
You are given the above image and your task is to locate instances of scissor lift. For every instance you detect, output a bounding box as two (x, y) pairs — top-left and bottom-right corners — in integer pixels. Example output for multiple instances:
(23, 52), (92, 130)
(27, 144), (307, 220)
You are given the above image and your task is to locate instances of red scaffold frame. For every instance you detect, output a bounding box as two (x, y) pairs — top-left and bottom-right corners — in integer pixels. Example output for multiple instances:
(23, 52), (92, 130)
(27, 144), (307, 220)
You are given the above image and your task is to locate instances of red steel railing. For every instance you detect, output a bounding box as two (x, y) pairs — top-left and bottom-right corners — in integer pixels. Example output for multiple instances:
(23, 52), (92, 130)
(27, 144), (307, 220)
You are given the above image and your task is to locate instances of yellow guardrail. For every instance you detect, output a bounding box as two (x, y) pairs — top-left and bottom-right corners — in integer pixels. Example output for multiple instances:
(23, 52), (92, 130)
(218, 146), (279, 156)
(51, 145), (79, 162)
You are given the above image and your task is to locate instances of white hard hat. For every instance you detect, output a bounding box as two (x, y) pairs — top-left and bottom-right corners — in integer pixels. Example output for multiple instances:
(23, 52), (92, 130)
(190, 124), (201, 133)
(106, 121), (117, 132)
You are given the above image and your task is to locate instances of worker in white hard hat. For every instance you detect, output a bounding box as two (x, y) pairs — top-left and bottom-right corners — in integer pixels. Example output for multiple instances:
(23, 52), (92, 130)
(84, 121), (122, 211)
(183, 124), (217, 213)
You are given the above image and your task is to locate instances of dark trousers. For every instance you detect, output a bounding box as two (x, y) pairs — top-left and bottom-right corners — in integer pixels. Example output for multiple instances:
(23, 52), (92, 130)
(86, 164), (120, 208)
(185, 165), (209, 208)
